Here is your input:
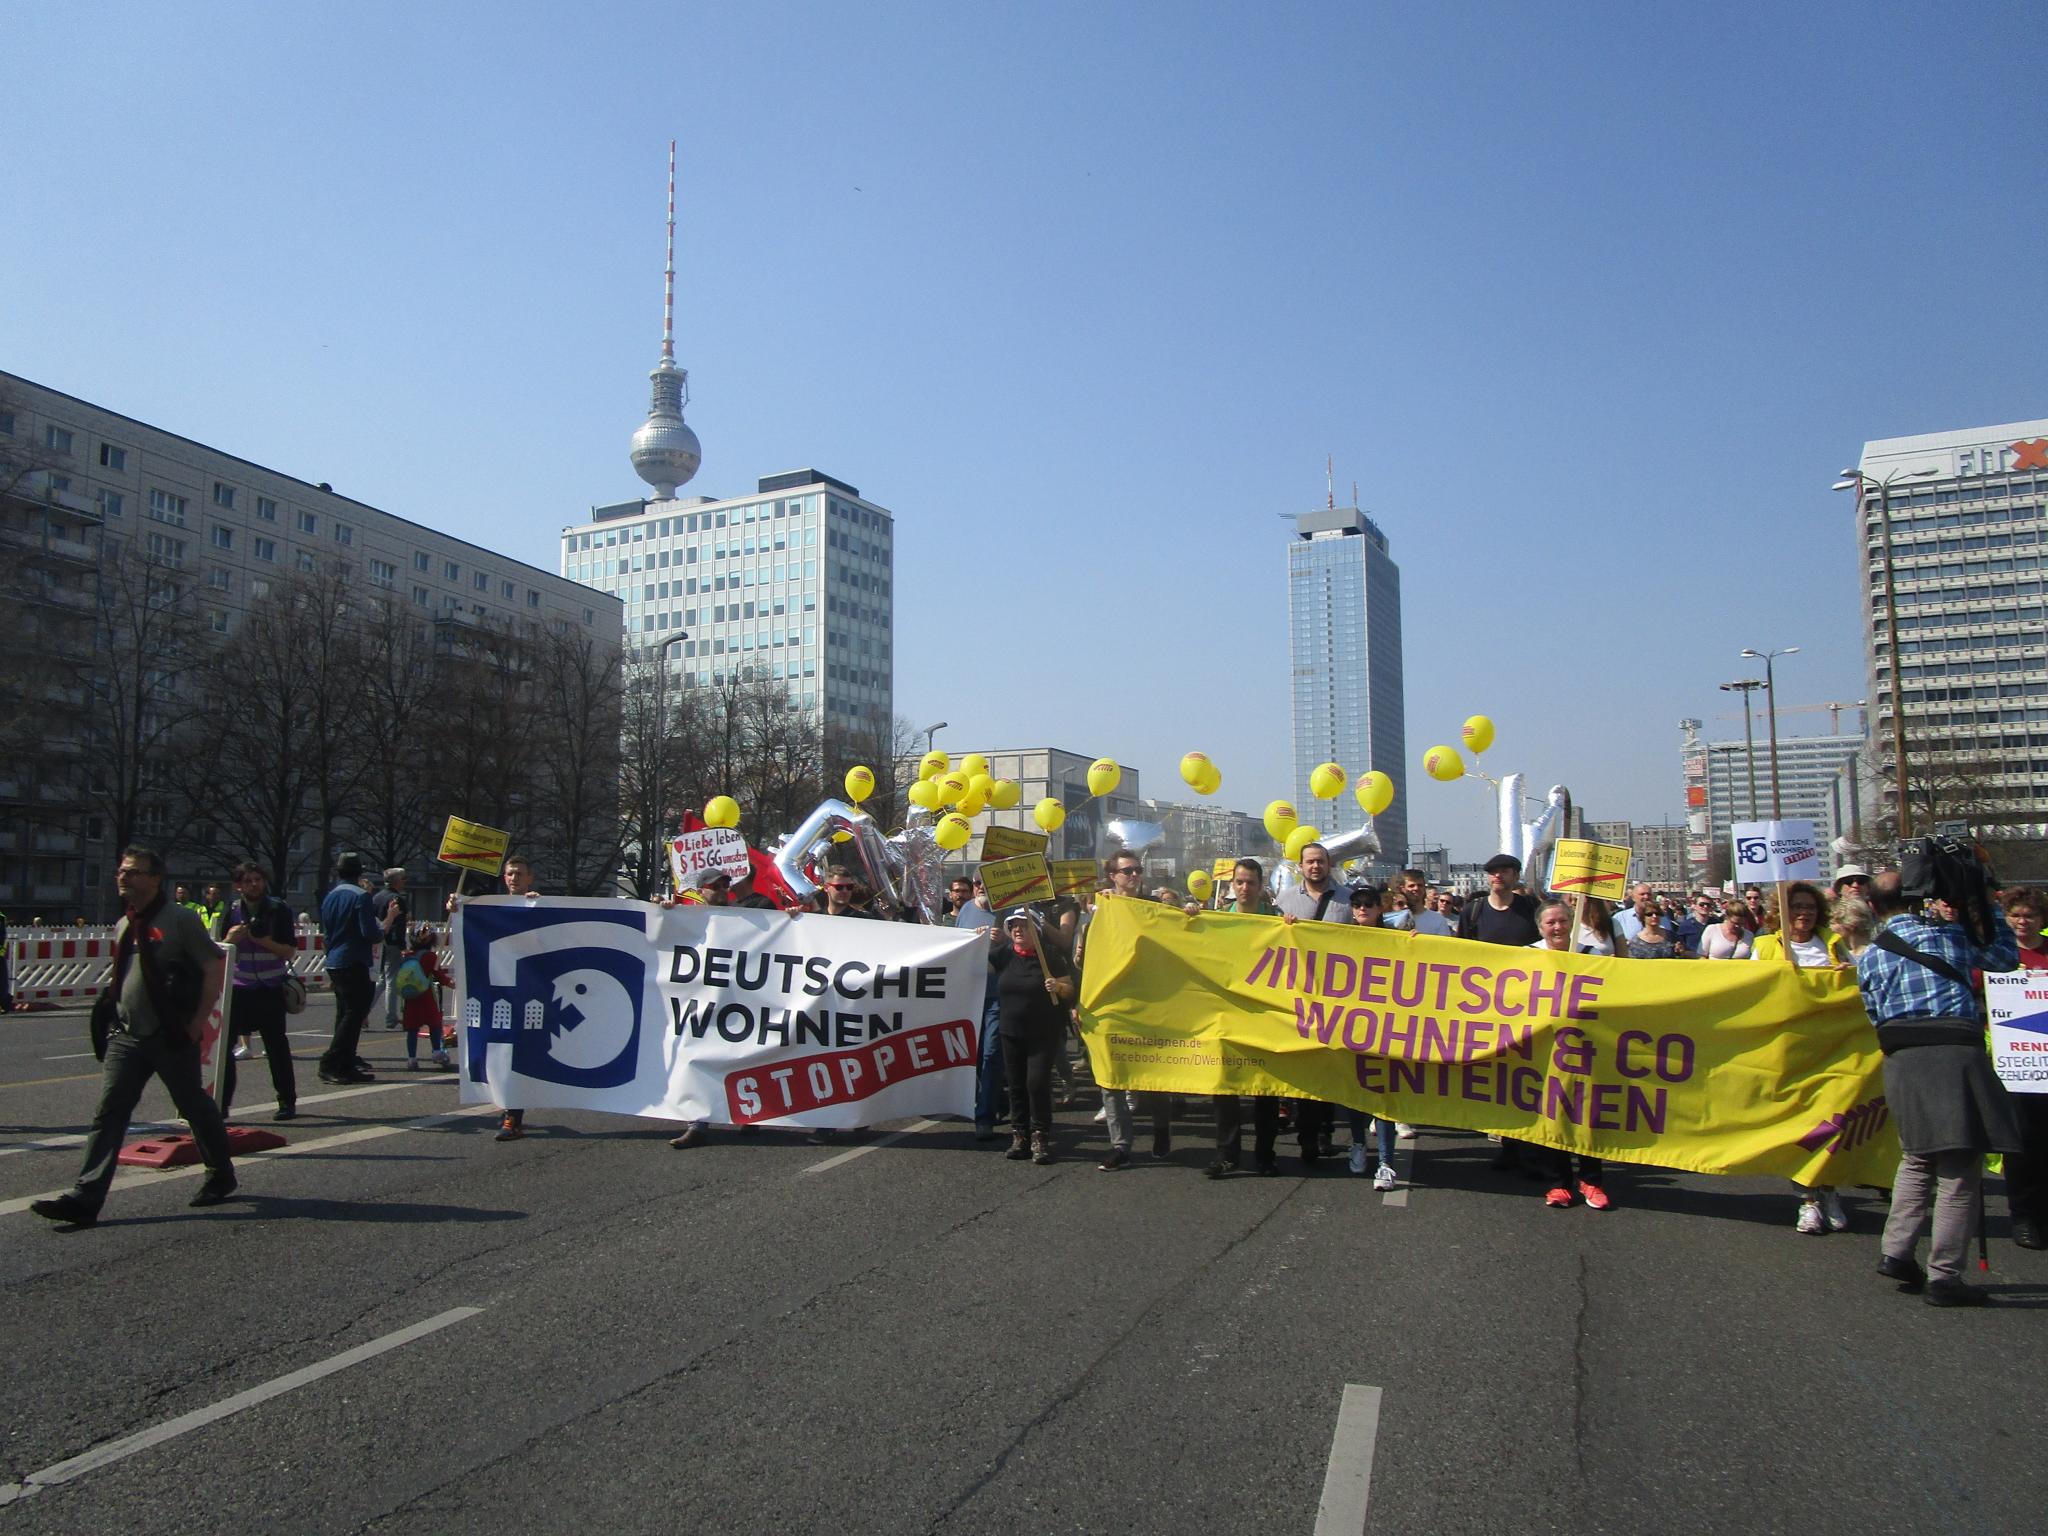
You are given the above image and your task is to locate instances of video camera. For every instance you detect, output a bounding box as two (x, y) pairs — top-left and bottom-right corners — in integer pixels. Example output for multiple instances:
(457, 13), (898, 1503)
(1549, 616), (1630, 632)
(1898, 835), (1999, 943)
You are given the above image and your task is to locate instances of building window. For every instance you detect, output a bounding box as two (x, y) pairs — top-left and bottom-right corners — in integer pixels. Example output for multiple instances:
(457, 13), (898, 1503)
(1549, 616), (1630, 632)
(527, 589), (540, 608)
(253, 537), (276, 562)
(210, 525), (233, 550)
(212, 482), (236, 509)
(334, 522), (353, 546)
(96, 489), (124, 519)
(146, 532), (186, 567)
(370, 558), (397, 588)
(210, 609), (230, 633)
(208, 567), (232, 591)
(256, 496), (278, 521)
(501, 579), (515, 599)
(473, 570), (489, 591)
(413, 550), (430, 571)
(0, 409), (12, 435)
(445, 561), (460, 581)
(98, 443), (127, 471)
(44, 425), (73, 454)
(298, 510), (317, 534)
(148, 489), (188, 526)
(297, 550), (316, 572)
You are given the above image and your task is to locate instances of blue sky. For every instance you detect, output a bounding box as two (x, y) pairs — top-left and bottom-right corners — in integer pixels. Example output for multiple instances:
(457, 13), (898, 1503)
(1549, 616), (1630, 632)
(6, 2), (2042, 861)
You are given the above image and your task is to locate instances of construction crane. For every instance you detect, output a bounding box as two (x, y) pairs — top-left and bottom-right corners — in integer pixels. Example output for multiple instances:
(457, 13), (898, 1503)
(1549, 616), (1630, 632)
(1712, 699), (1866, 733)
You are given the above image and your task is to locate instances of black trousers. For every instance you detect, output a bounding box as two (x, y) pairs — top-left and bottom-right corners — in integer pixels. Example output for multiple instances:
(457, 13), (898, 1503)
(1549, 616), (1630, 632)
(2006, 1093), (2048, 1223)
(221, 986), (296, 1117)
(1211, 1096), (1295, 1164)
(321, 965), (373, 1074)
(1534, 1145), (1604, 1186)
(71, 1028), (233, 1213)
(1002, 1031), (1057, 1137)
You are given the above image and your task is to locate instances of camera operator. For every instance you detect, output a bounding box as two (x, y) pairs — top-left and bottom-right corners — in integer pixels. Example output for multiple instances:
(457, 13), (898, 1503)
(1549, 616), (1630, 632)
(1857, 849), (2024, 1307)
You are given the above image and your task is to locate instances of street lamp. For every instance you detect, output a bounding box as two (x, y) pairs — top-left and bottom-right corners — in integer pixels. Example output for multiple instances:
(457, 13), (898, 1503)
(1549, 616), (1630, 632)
(1719, 680), (1766, 819)
(1833, 463), (1941, 837)
(1740, 647), (1799, 818)
(920, 720), (948, 754)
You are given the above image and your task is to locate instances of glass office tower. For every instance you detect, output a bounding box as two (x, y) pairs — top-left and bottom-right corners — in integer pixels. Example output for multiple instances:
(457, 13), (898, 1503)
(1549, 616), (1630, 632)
(1288, 505), (1407, 866)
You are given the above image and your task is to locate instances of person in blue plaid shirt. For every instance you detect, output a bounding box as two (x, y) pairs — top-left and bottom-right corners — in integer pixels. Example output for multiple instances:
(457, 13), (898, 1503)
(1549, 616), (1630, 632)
(1857, 869), (2023, 1307)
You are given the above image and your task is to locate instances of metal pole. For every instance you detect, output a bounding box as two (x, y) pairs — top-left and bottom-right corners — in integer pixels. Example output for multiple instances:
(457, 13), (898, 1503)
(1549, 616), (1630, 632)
(1873, 479), (1912, 837)
(1740, 690), (1758, 820)
(1764, 653), (1783, 820)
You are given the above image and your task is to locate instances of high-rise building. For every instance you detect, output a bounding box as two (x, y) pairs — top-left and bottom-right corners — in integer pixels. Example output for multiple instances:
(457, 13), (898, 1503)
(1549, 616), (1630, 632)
(1679, 717), (1867, 885)
(570, 147), (893, 737)
(1287, 504), (1406, 864)
(1847, 419), (2048, 837)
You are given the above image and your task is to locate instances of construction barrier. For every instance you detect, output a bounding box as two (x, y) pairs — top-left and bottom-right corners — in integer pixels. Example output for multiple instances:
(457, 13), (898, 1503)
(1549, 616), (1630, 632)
(3, 926), (334, 1011)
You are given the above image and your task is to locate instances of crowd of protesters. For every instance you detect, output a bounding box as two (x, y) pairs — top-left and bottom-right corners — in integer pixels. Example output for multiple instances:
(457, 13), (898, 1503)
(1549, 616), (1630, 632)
(25, 834), (2046, 1308)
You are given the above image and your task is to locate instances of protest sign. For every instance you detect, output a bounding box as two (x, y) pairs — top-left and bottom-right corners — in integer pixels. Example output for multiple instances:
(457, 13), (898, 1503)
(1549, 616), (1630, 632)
(1731, 820), (1820, 884)
(1077, 897), (1895, 1186)
(1212, 857), (1238, 881)
(1050, 859), (1099, 897)
(1549, 839), (1633, 900)
(438, 815), (511, 876)
(980, 853), (1054, 909)
(1984, 972), (2048, 1094)
(454, 897), (983, 1127)
(980, 825), (1049, 862)
(669, 827), (752, 886)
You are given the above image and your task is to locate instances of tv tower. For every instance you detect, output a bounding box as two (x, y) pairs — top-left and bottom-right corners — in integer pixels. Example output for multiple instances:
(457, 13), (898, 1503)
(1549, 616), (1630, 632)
(628, 140), (702, 499)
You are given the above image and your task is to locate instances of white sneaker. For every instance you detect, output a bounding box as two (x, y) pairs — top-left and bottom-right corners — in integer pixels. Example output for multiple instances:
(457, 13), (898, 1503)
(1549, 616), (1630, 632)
(1795, 1197), (1826, 1235)
(1373, 1163), (1398, 1191)
(1396, 1123), (1416, 1140)
(1093, 1106), (1108, 1122)
(1819, 1190), (1850, 1232)
(1347, 1143), (1368, 1175)
(230, 1042), (249, 1060)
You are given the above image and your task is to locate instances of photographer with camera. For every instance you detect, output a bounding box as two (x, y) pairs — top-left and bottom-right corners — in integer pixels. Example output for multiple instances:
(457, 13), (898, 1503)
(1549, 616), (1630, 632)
(1857, 842), (2023, 1306)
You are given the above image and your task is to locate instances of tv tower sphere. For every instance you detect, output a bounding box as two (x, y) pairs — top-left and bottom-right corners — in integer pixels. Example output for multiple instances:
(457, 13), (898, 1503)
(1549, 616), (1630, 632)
(630, 139), (700, 500)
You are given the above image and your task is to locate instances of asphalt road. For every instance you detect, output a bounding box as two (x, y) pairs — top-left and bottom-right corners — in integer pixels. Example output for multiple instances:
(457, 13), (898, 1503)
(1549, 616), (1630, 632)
(3, 1003), (2044, 1535)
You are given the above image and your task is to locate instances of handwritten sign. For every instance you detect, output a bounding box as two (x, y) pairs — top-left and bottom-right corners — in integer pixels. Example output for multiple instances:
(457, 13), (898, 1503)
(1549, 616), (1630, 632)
(980, 854), (1054, 909)
(1549, 839), (1633, 900)
(669, 827), (752, 887)
(981, 825), (1050, 862)
(1051, 859), (1099, 897)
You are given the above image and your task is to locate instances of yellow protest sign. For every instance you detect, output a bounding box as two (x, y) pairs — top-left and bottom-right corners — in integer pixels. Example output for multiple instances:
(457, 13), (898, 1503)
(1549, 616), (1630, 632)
(1212, 857), (1238, 881)
(981, 824), (1050, 862)
(1077, 898), (1895, 1186)
(1549, 839), (1633, 899)
(437, 815), (511, 876)
(980, 853), (1054, 909)
(1050, 859), (1099, 897)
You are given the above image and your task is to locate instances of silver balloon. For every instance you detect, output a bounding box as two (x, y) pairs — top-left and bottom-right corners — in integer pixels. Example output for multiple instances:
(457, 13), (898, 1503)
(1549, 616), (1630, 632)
(889, 808), (946, 924)
(1269, 859), (1303, 898)
(769, 798), (863, 903)
(1104, 819), (1166, 854)
(1322, 821), (1381, 865)
(1494, 775), (1570, 891)
(844, 814), (908, 918)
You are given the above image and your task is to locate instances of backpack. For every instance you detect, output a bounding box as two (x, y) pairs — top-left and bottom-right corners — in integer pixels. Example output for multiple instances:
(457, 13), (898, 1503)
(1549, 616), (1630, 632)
(393, 955), (434, 1001)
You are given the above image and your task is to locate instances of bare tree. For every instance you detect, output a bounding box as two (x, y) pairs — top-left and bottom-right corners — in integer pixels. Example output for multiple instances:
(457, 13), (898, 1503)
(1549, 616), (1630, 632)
(616, 651), (709, 899)
(351, 600), (440, 873)
(527, 621), (625, 895)
(825, 707), (920, 826)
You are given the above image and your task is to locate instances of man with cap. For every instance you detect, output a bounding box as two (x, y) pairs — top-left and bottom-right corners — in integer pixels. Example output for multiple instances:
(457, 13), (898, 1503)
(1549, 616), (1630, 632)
(1460, 853), (1542, 1173)
(1831, 864), (1872, 901)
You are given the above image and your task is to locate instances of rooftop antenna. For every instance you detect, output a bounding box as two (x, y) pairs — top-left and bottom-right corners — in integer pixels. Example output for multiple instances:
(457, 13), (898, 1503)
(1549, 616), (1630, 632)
(1351, 479), (1358, 509)
(661, 139), (677, 366)
(1326, 455), (1335, 511)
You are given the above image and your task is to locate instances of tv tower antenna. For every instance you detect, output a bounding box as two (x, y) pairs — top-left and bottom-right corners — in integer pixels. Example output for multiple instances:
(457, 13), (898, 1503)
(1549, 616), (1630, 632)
(628, 139), (702, 499)
(661, 139), (677, 367)
(1326, 455), (1335, 511)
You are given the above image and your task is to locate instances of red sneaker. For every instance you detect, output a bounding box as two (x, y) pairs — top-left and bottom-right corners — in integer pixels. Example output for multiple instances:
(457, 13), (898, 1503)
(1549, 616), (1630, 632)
(1578, 1180), (1612, 1211)
(1544, 1186), (1573, 1208)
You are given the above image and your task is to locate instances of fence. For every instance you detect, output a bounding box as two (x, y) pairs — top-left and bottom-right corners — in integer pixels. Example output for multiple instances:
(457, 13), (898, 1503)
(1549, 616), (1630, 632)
(3, 926), (333, 1010)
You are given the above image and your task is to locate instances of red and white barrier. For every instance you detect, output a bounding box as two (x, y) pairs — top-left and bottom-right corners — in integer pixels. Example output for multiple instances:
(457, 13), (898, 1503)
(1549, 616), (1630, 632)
(4, 927), (334, 1011)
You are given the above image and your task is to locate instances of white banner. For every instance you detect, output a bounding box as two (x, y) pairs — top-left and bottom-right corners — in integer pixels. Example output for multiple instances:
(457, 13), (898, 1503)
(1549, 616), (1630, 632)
(1984, 972), (2048, 1094)
(1730, 820), (1821, 884)
(668, 827), (752, 885)
(452, 896), (984, 1126)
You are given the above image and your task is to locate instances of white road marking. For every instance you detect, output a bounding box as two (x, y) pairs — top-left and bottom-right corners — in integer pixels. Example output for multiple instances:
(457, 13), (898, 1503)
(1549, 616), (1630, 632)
(799, 1118), (941, 1175)
(0, 1306), (484, 1504)
(1, 1102), (500, 1217)
(0, 1076), (450, 1160)
(1313, 1383), (1384, 1535)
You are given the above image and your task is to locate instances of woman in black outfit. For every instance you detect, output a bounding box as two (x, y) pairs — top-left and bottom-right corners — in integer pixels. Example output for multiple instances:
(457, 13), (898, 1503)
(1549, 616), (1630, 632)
(993, 907), (1077, 1165)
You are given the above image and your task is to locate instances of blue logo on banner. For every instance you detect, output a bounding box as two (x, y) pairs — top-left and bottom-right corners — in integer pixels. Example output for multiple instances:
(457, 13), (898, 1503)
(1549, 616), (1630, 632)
(460, 902), (649, 1088)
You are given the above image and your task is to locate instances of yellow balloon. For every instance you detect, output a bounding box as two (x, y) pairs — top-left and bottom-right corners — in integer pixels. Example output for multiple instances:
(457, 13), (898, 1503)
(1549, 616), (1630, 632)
(1179, 751), (1213, 788)
(919, 750), (949, 781)
(1423, 745), (1465, 783)
(1309, 761), (1347, 800)
(702, 795), (741, 829)
(937, 770), (970, 804)
(968, 772), (995, 801)
(1033, 798), (1066, 832)
(1262, 800), (1299, 843)
(1187, 869), (1213, 900)
(960, 752), (990, 779)
(934, 813), (972, 852)
(1461, 714), (1495, 755)
(1194, 763), (1222, 796)
(906, 779), (939, 810)
(844, 765), (874, 803)
(830, 829), (852, 843)
(957, 788), (988, 817)
(1086, 758), (1121, 797)
(1284, 825), (1322, 863)
(988, 778), (1022, 811)
(1355, 770), (1395, 816)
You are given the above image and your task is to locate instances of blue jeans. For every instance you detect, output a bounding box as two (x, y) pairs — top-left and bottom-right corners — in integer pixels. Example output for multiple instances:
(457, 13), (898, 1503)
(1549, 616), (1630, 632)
(1346, 1110), (1397, 1167)
(973, 992), (1003, 1129)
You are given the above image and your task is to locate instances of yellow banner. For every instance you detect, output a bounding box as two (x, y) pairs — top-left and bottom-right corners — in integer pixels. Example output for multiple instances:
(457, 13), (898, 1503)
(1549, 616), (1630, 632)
(1077, 898), (1897, 1186)
(1549, 838), (1633, 899)
(437, 814), (511, 875)
(981, 825), (1049, 862)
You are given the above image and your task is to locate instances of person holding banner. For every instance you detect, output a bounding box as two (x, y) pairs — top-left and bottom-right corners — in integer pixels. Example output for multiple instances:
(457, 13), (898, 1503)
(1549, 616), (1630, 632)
(1698, 902), (1754, 960)
(1860, 866), (2023, 1304)
(1528, 902), (1614, 1210)
(993, 908), (1077, 1165)
(954, 875), (1007, 1145)
(1091, 854), (1156, 1170)
(1209, 859), (1288, 1178)
(1750, 883), (1847, 968)
(1384, 869), (1453, 936)
(2001, 888), (2048, 1251)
